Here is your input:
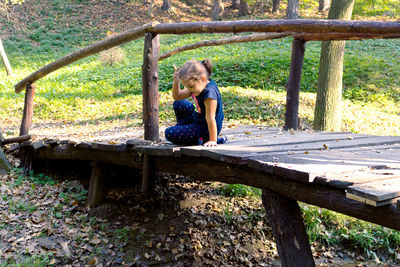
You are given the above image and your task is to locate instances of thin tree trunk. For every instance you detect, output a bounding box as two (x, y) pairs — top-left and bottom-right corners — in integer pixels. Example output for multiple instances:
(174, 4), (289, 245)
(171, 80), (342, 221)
(313, 0), (355, 131)
(286, 0), (299, 19)
(0, 38), (12, 76)
(161, 0), (171, 10)
(272, 0), (281, 13)
(148, 0), (154, 17)
(213, 0), (223, 20)
(319, 0), (330, 12)
(238, 0), (249, 16)
(232, 0), (239, 9)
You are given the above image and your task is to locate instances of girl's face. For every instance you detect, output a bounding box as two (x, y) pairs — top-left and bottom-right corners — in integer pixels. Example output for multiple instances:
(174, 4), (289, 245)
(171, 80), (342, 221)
(181, 76), (208, 96)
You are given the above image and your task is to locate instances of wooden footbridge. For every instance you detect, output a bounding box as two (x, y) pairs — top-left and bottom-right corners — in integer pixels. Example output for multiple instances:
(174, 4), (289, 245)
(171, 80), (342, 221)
(10, 19), (400, 266)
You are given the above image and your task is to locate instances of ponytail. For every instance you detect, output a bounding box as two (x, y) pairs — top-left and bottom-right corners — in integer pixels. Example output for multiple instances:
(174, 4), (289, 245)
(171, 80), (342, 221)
(201, 59), (212, 78)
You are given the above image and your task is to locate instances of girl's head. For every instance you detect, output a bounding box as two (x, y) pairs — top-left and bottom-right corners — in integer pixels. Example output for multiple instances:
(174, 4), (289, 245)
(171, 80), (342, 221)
(178, 59), (212, 95)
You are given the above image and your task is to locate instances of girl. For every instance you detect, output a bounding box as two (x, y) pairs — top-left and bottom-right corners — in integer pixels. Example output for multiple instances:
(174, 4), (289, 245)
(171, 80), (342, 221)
(165, 59), (225, 147)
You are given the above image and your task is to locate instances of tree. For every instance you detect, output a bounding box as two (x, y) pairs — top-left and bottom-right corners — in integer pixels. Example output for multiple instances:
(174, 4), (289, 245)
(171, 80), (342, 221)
(238, 0), (249, 16)
(272, 0), (281, 13)
(313, 0), (355, 131)
(0, 38), (13, 76)
(161, 0), (171, 10)
(231, 0), (239, 9)
(319, 0), (330, 12)
(148, 0), (154, 17)
(212, 0), (224, 20)
(286, 0), (299, 18)
(0, 132), (11, 174)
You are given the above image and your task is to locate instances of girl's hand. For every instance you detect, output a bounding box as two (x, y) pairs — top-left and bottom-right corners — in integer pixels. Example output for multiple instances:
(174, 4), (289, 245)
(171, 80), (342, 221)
(203, 141), (217, 147)
(173, 65), (180, 81)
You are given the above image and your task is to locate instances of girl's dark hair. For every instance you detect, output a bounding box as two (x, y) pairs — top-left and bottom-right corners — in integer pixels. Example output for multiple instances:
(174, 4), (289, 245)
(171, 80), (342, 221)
(201, 59), (212, 77)
(178, 59), (213, 83)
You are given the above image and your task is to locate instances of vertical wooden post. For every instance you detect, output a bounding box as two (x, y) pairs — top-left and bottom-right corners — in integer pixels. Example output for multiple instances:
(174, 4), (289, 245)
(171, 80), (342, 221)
(142, 32), (160, 141)
(19, 83), (36, 136)
(141, 154), (155, 194)
(88, 161), (106, 208)
(262, 188), (315, 267)
(0, 38), (13, 76)
(284, 39), (306, 130)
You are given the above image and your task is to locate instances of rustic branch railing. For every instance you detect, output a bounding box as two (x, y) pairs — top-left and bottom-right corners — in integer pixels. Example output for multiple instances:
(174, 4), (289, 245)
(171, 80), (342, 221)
(13, 19), (400, 137)
(159, 32), (293, 61)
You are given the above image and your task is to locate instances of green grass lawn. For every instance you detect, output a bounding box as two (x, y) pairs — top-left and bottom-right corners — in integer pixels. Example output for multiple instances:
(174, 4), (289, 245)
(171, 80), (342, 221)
(1, 34), (399, 135)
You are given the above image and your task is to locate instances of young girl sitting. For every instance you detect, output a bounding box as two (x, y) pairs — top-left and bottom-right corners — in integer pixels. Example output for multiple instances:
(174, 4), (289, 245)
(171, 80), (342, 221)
(165, 59), (225, 147)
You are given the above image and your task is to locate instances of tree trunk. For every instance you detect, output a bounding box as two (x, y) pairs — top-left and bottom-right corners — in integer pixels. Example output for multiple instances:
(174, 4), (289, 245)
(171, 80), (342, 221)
(313, 0), (355, 131)
(319, 0), (330, 12)
(161, 0), (171, 10)
(0, 38), (13, 76)
(232, 0), (239, 9)
(286, 0), (299, 19)
(272, 0), (281, 13)
(0, 132), (11, 174)
(148, 0), (154, 17)
(212, 0), (223, 20)
(238, 0), (249, 16)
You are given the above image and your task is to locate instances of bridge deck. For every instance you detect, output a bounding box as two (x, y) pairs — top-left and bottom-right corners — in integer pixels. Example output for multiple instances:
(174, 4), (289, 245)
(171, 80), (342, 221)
(21, 126), (400, 229)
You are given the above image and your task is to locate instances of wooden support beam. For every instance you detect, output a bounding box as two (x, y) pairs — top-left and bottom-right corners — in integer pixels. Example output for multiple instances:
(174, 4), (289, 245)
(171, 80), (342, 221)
(1, 135), (32, 146)
(262, 188), (315, 267)
(142, 32), (160, 141)
(141, 154), (156, 193)
(284, 39), (306, 130)
(88, 161), (106, 208)
(19, 84), (36, 136)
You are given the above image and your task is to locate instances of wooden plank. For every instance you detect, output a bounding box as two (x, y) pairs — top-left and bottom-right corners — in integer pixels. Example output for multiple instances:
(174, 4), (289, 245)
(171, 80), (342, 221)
(91, 142), (126, 152)
(262, 188), (315, 267)
(346, 193), (400, 207)
(347, 178), (400, 201)
(347, 177), (400, 201)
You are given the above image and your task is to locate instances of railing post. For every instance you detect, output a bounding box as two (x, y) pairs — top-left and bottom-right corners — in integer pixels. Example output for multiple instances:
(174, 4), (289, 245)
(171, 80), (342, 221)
(284, 39), (306, 130)
(142, 32), (160, 141)
(20, 83), (36, 136)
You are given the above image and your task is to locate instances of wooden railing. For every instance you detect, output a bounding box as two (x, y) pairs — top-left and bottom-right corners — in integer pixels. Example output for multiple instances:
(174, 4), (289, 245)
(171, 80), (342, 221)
(14, 19), (400, 138)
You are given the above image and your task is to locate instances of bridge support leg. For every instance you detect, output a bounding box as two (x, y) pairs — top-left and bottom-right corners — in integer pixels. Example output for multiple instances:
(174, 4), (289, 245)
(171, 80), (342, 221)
(88, 161), (106, 208)
(20, 83), (36, 136)
(284, 39), (306, 130)
(141, 154), (155, 194)
(142, 32), (160, 141)
(262, 187), (315, 267)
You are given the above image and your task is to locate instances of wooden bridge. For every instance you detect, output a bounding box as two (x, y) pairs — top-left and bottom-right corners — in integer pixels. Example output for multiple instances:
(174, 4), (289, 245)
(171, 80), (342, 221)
(10, 19), (400, 266)
(20, 126), (400, 266)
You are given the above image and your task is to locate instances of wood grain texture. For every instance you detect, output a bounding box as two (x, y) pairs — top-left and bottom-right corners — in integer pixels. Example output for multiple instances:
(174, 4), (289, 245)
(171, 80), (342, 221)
(262, 188), (315, 267)
(142, 33), (160, 141)
(19, 84), (36, 136)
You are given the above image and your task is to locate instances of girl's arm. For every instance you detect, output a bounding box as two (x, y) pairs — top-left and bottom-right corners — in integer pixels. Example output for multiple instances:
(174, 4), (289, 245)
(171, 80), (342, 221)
(204, 98), (218, 147)
(172, 66), (191, 100)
